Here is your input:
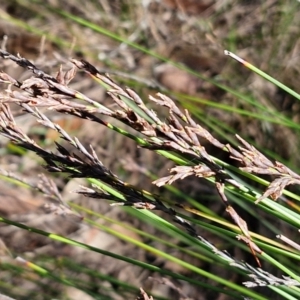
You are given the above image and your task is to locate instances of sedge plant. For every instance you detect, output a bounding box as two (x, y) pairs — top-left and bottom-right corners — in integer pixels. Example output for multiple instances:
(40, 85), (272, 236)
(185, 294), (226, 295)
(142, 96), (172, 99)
(0, 49), (299, 300)
(0, 1), (300, 300)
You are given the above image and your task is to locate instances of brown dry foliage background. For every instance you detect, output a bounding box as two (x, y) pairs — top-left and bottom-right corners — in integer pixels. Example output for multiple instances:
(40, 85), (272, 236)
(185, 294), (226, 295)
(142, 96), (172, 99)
(0, 0), (300, 299)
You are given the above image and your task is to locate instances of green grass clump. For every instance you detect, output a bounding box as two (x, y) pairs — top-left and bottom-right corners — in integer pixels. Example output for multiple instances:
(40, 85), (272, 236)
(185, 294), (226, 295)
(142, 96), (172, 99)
(0, 1), (300, 299)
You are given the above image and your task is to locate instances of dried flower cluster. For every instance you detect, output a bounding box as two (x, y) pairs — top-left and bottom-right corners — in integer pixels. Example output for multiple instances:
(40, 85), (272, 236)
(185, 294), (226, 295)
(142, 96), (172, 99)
(0, 50), (299, 295)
